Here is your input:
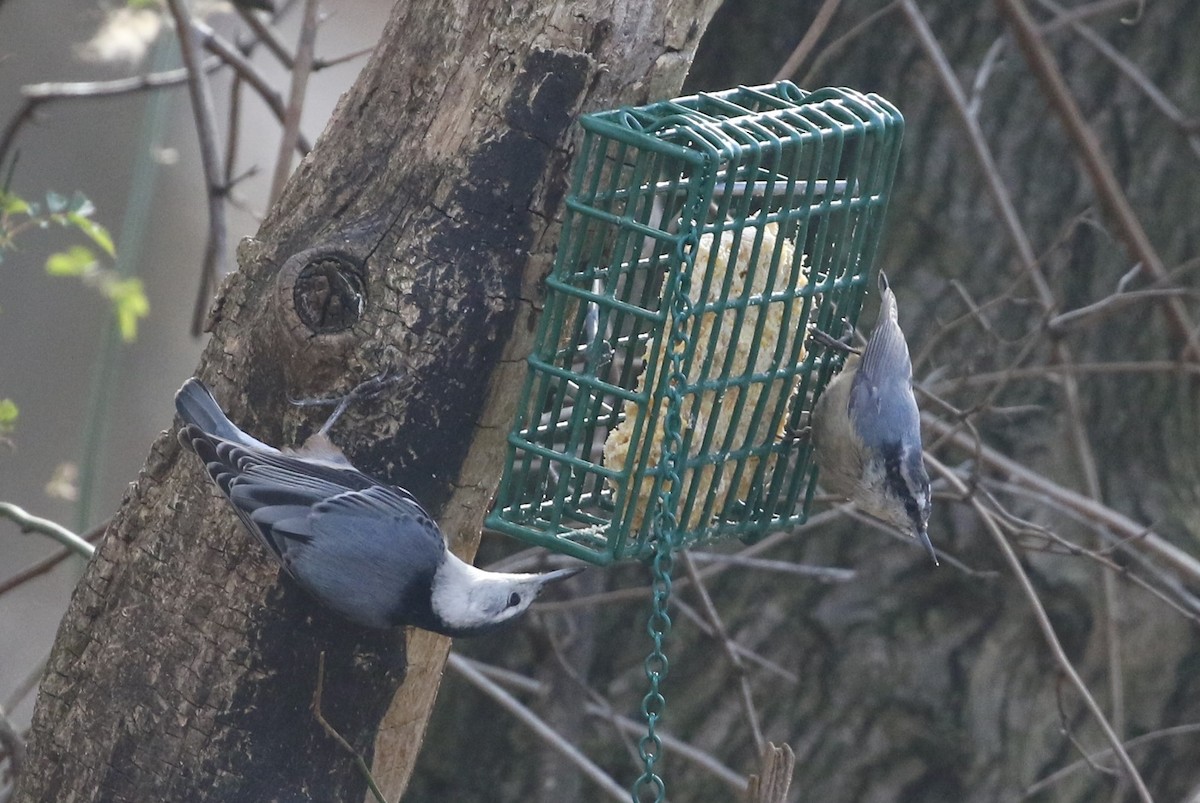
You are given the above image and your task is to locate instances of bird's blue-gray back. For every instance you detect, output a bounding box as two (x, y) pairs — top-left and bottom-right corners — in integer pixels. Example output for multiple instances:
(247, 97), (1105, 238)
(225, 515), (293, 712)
(847, 288), (920, 450)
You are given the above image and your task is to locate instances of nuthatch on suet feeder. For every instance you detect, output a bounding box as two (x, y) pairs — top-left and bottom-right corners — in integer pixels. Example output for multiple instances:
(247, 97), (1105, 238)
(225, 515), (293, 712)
(811, 273), (936, 564)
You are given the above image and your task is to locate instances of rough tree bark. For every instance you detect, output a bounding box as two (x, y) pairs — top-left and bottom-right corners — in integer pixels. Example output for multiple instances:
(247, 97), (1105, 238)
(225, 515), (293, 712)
(13, 1), (722, 801)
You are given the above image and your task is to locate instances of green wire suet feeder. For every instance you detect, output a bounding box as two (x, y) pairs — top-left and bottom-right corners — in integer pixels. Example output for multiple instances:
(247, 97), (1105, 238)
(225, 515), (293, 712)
(487, 81), (905, 566)
(488, 81), (904, 802)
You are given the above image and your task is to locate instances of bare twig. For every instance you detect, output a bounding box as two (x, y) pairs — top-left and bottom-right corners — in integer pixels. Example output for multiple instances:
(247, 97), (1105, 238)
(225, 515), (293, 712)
(684, 551), (855, 582)
(269, 0), (320, 203)
(672, 598), (800, 683)
(454, 654), (749, 793)
(446, 653), (628, 801)
(923, 410), (1200, 585)
(994, 0), (1200, 359)
(538, 509), (851, 613)
(927, 453), (1154, 802)
(0, 62), (229, 168)
(982, 478), (1200, 621)
(0, 519), (107, 597)
(1036, 0), (1200, 160)
(1037, 0), (1142, 30)
(772, 0), (844, 81)
(165, 0), (229, 337)
(902, 0), (1139, 736)
(311, 653), (388, 803)
(931, 360), (1200, 392)
(1022, 722), (1200, 798)
(1054, 676), (1118, 780)
(1046, 288), (1196, 335)
(800, 2), (899, 86)
(543, 624), (643, 767)
(681, 553), (765, 755)
(235, 5), (294, 66)
(192, 18), (312, 156)
(0, 502), (96, 557)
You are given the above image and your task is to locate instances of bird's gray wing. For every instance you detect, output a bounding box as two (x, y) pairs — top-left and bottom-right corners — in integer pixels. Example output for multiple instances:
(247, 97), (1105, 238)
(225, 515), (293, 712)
(847, 276), (920, 447)
(265, 484), (447, 628)
(181, 426), (441, 560)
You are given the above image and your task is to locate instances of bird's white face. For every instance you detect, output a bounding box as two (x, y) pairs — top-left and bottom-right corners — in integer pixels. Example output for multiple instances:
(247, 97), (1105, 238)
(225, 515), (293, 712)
(431, 560), (579, 636)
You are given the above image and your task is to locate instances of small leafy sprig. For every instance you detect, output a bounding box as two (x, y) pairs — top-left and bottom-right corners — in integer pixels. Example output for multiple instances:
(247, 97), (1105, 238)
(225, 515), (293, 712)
(1, 189), (148, 341)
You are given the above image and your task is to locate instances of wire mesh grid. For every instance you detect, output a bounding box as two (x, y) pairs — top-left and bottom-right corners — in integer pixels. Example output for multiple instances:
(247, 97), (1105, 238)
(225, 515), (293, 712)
(486, 82), (904, 564)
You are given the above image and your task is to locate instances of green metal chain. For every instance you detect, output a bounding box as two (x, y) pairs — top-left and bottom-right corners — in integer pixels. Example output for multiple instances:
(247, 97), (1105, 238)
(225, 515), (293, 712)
(632, 163), (711, 803)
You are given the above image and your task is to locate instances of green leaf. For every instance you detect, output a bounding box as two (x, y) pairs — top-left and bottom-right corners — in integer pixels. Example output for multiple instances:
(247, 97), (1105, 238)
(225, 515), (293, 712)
(46, 245), (97, 276)
(0, 191), (30, 216)
(0, 398), (18, 434)
(108, 277), (149, 341)
(45, 190), (67, 214)
(67, 212), (116, 257)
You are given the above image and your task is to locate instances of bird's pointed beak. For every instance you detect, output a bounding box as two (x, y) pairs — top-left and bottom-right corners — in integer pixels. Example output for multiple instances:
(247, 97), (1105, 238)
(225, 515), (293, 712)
(916, 528), (939, 566)
(539, 566), (585, 586)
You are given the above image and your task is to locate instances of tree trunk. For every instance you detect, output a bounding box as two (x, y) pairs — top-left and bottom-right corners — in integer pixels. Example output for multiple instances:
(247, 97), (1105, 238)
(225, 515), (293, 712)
(13, 1), (721, 801)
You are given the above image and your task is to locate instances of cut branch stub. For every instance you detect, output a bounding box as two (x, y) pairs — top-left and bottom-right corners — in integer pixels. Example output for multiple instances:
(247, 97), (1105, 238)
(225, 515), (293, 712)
(278, 247), (368, 336)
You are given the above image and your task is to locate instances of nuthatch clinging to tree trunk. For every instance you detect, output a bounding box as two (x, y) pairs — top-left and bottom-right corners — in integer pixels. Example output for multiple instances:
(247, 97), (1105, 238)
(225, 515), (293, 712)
(175, 377), (581, 634)
(810, 272), (936, 564)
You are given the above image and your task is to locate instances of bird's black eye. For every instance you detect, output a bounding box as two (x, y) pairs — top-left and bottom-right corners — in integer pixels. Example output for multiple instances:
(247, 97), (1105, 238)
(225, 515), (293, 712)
(507, 592), (521, 608)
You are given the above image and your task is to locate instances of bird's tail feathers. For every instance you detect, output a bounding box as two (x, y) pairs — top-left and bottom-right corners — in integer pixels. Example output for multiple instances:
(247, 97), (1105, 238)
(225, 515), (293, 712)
(175, 378), (273, 450)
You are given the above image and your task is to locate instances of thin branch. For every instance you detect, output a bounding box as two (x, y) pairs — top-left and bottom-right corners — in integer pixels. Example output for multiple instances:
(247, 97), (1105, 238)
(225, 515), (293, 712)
(772, 0), (844, 81)
(0, 502), (96, 557)
(581, 701), (747, 794)
(165, 0), (229, 337)
(931, 360), (1200, 392)
(1037, 0), (1142, 30)
(1045, 288), (1196, 335)
(269, 0), (320, 204)
(542, 623), (645, 768)
(446, 653), (628, 802)
(983, 480), (1200, 622)
(453, 654), (749, 794)
(994, 0), (1200, 359)
(1022, 723), (1200, 799)
(800, 2), (899, 86)
(923, 410), (1200, 585)
(672, 598), (800, 684)
(192, 18), (312, 155)
(926, 453), (1154, 802)
(901, 0), (1142, 737)
(311, 653), (388, 803)
(0, 62), (227, 168)
(224, 75), (244, 188)
(0, 519), (107, 598)
(681, 553), (765, 755)
(1035, 0), (1200, 160)
(685, 551), (855, 582)
(236, 5), (295, 67)
(538, 508), (851, 612)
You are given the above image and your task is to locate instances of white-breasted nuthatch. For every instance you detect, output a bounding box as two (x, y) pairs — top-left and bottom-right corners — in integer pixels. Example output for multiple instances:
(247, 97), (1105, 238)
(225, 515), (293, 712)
(810, 273), (936, 564)
(175, 378), (582, 635)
